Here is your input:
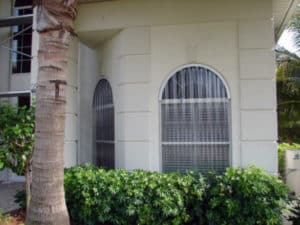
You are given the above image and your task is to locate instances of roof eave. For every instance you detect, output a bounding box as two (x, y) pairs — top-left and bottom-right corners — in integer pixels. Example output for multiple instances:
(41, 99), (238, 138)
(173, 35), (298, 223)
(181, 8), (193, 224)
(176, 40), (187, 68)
(275, 0), (299, 41)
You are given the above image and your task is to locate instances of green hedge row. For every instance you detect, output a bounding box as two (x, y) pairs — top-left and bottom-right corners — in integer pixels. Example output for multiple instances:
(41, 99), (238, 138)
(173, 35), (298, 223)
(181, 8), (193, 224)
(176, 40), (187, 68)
(64, 165), (289, 225)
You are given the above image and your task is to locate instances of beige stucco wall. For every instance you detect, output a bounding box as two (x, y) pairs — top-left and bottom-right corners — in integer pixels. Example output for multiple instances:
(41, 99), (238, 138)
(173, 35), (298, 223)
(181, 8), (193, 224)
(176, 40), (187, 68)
(76, 0), (272, 33)
(64, 39), (79, 168)
(78, 42), (101, 164)
(239, 20), (278, 173)
(76, 0), (278, 173)
(0, 0), (278, 177)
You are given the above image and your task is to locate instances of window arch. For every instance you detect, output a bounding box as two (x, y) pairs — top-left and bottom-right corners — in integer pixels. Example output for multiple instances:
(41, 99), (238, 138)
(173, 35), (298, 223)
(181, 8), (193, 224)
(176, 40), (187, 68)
(93, 79), (115, 169)
(160, 65), (231, 173)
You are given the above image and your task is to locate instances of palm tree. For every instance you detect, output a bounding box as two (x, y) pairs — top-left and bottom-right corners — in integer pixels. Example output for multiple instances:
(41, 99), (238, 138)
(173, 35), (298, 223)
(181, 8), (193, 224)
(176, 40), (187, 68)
(289, 9), (300, 53)
(26, 0), (78, 224)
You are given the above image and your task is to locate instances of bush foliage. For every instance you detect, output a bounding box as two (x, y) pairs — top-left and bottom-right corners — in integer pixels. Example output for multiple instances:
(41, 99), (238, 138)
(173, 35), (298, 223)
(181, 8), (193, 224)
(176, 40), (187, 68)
(65, 165), (289, 225)
(0, 103), (35, 175)
(65, 165), (206, 225)
(203, 167), (289, 225)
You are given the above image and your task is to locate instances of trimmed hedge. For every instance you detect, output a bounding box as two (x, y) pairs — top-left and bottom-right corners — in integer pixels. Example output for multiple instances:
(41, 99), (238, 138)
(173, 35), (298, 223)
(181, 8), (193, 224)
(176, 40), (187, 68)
(204, 167), (289, 225)
(64, 165), (289, 225)
(65, 165), (206, 225)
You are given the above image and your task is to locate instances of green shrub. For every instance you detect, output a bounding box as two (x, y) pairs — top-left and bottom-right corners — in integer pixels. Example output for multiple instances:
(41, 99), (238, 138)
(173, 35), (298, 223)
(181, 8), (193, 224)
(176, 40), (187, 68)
(65, 165), (289, 225)
(0, 103), (35, 175)
(65, 165), (206, 225)
(278, 143), (300, 179)
(0, 208), (11, 224)
(204, 166), (289, 225)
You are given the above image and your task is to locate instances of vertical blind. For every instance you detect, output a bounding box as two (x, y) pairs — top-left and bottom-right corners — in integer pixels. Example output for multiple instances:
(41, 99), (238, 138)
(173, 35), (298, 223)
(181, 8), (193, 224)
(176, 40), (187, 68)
(161, 66), (230, 173)
(93, 79), (115, 169)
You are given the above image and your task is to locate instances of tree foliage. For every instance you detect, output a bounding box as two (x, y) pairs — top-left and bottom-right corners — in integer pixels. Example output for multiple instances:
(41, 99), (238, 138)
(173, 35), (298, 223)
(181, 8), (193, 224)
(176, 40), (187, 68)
(276, 8), (300, 143)
(277, 59), (300, 142)
(289, 9), (300, 53)
(0, 103), (35, 175)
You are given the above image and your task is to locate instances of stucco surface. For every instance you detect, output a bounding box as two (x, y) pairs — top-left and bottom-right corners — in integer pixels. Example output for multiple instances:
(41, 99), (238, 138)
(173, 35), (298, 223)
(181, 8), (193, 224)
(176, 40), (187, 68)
(74, 0), (278, 173)
(0, 0), (280, 177)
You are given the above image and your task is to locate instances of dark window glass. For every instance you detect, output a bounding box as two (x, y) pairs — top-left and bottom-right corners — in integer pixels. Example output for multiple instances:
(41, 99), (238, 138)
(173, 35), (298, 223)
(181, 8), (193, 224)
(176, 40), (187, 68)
(22, 60), (31, 73)
(18, 95), (30, 109)
(93, 79), (115, 169)
(23, 47), (31, 57)
(15, 0), (32, 7)
(12, 61), (21, 73)
(23, 35), (31, 46)
(12, 3), (32, 74)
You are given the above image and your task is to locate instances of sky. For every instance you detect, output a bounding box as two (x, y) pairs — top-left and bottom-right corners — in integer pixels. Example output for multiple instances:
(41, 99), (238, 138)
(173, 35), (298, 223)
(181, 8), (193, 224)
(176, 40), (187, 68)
(278, 29), (298, 53)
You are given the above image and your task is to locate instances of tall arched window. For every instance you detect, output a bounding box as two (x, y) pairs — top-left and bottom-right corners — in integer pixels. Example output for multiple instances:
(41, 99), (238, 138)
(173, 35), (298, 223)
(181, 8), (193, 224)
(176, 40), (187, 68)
(160, 65), (231, 173)
(93, 79), (115, 169)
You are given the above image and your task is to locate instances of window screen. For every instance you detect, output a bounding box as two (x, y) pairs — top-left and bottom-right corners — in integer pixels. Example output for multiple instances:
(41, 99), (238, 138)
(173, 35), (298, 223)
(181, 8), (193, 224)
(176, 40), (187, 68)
(93, 79), (115, 169)
(161, 66), (230, 173)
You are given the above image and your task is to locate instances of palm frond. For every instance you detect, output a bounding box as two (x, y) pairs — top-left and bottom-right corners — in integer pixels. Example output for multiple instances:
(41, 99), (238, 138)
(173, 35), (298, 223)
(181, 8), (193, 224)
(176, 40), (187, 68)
(275, 45), (300, 62)
(288, 8), (300, 53)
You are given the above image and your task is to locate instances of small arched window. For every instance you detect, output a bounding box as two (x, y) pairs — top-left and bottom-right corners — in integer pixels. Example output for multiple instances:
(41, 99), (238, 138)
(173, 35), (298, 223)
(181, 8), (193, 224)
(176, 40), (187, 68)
(160, 65), (231, 173)
(93, 79), (115, 169)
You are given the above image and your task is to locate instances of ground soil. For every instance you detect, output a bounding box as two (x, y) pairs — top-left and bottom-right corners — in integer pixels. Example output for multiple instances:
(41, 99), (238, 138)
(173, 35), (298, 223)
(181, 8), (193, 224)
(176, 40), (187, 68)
(1, 209), (25, 225)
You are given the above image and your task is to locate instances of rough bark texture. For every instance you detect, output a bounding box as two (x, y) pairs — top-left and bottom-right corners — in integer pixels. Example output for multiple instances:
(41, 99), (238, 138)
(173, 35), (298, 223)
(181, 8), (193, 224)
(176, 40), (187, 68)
(26, 1), (78, 225)
(25, 165), (31, 213)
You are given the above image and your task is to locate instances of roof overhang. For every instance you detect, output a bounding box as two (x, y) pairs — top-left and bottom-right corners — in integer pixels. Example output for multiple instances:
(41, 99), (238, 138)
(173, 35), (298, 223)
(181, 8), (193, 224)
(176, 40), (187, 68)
(274, 0), (300, 41)
(0, 1), (296, 43)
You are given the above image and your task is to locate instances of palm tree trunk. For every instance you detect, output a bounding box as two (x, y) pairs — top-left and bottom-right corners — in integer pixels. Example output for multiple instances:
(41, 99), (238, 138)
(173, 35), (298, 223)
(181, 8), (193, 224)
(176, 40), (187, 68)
(26, 1), (78, 225)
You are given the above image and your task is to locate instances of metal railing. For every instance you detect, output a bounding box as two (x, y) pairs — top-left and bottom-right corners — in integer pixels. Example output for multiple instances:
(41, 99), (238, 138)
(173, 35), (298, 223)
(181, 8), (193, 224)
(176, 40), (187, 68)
(0, 90), (31, 98)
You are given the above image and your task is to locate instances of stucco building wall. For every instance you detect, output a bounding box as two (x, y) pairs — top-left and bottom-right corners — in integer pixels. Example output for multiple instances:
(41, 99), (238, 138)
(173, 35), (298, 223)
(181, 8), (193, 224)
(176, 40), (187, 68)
(75, 0), (278, 173)
(0, 0), (280, 180)
(77, 42), (101, 165)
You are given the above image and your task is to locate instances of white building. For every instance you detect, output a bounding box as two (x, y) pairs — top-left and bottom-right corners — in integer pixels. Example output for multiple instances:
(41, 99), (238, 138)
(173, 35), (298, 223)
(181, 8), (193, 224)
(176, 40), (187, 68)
(0, 0), (298, 181)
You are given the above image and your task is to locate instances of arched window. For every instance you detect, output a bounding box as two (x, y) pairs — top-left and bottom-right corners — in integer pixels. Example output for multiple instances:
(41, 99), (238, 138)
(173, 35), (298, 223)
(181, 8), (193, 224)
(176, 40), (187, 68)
(93, 79), (115, 169)
(160, 65), (231, 173)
